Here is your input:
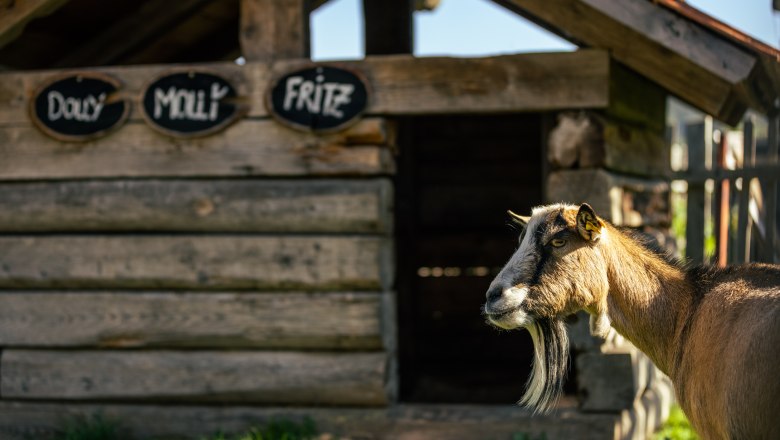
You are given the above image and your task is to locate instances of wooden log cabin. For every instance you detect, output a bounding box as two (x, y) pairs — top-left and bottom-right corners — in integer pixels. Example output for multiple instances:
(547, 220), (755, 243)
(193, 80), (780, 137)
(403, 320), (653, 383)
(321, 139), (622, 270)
(0, 0), (777, 439)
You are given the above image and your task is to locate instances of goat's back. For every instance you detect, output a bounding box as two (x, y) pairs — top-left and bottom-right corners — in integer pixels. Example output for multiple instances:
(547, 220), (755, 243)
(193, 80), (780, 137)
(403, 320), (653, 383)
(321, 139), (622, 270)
(678, 263), (780, 439)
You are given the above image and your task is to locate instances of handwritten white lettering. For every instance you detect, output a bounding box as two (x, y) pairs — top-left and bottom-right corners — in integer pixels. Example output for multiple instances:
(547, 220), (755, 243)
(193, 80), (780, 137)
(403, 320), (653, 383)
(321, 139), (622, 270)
(152, 83), (229, 122)
(47, 91), (107, 122)
(282, 74), (354, 119)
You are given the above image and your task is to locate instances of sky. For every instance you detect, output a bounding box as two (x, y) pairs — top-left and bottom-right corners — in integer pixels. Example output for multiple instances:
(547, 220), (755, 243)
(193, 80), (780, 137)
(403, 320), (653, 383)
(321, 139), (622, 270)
(310, 0), (780, 60)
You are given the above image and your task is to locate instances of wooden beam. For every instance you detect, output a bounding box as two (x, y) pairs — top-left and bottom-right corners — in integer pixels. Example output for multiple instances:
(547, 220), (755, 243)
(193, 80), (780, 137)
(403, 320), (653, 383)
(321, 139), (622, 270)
(0, 0), (69, 49)
(240, 0), (310, 61)
(120, 0), (240, 65)
(1, 350), (388, 405)
(363, 0), (414, 55)
(0, 401), (621, 440)
(493, 0), (764, 124)
(0, 51), (610, 126)
(0, 120), (395, 180)
(0, 179), (393, 233)
(53, 0), (213, 67)
(0, 236), (390, 290)
(0, 291), (383, 349)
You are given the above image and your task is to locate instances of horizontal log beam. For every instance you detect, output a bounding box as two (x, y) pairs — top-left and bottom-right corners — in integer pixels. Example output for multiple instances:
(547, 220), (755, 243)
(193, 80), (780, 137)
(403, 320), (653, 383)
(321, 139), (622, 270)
(0, 50), (610, 125)
(0, 350), (388, 405)
(0, 120), (395, 180)
(0, 0), (70, 50)
(0, 401), (621, 440)
(0, 179), (393, 233)
(0, 291), (383, 349)
(494, 0), (767, 123)
(0, 236), (390, 290)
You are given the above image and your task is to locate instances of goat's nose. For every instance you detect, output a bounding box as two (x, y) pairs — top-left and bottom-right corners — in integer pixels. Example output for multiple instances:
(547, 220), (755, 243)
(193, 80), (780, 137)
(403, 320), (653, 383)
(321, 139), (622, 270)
(486, 285), (504, 302)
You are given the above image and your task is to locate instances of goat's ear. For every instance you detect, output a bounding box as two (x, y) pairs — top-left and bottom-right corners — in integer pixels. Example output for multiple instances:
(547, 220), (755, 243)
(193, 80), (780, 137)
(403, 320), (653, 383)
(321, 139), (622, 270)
(576, 203), (604, 241)
(507, 210), (531, 229)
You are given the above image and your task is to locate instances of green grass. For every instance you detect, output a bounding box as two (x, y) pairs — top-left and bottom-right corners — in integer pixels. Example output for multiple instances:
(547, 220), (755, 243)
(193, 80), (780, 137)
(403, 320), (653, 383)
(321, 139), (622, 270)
(52, 413), (124, 440)
(201, 418), (318, 440)
(52, 414), (317, 440)
(654, 405), (699, 440)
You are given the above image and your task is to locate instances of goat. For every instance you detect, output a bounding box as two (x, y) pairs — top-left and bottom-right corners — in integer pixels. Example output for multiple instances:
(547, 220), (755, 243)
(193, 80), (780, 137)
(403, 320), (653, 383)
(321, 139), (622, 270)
(483, 202), (780, 439)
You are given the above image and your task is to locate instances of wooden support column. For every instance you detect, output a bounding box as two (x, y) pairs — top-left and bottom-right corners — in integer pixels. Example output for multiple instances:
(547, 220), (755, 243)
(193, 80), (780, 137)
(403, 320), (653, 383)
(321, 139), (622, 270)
(363, 0), (414, 55)
(240, 0), (310, 61)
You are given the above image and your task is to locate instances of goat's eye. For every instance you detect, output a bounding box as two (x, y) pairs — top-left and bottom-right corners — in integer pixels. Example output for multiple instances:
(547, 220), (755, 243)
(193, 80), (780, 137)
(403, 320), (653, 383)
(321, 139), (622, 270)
(550, 238), (566, 247)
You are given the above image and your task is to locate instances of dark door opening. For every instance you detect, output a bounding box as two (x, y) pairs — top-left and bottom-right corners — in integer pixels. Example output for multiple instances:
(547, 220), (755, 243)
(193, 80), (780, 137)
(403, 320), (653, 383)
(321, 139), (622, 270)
(395, 114), (550, 403)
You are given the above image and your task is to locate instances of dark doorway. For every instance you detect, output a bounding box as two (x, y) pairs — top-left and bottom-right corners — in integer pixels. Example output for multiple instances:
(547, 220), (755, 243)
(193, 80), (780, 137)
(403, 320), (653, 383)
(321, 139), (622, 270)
(395, 114), (547, 403)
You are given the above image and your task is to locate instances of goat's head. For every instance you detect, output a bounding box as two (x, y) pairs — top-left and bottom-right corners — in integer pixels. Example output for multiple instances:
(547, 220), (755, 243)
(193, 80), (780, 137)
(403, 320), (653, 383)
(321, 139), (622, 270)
(482, 202), (611, 413)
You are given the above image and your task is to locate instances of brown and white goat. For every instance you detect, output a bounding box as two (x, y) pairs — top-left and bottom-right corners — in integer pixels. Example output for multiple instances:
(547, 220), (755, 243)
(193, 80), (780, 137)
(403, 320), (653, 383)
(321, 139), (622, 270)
(483, 203), (780, 439)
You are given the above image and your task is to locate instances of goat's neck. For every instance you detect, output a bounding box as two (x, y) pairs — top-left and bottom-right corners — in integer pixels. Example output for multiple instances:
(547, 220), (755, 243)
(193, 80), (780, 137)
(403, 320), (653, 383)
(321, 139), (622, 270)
(599, 228), (692, 375)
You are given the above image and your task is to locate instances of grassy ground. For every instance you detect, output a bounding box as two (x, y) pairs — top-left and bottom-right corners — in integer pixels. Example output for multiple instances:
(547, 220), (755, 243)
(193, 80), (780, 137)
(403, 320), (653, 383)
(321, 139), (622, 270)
(54, 407), (699, 440)
(653, 405), (699, 440)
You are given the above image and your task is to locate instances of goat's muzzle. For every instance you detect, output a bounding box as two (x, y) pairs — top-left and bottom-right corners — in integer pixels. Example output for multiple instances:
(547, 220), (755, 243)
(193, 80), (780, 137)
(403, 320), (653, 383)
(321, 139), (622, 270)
(483, 285), (533, 329)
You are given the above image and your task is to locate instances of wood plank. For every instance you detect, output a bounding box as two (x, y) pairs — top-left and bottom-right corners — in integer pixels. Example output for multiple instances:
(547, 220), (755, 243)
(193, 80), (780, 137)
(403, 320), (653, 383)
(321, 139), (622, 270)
(0, 236), (390, 290)
(0, 350), (388, 405)
(0, 51), (610, 125)
(359, 50), (609, 115)
(684, 122), (706, 263)
(363, 0), (414, 55)
(0, 401), (620, 440)
(494, 0), (761, 124)
(0, 0), (69, 49)
(0, 291), (383, 349)
(602, 117), (669, 177)
(0, 179), (392, 233)
(240, 0), (309, 61)
(0, 120), (395, 180)
(52, 0), (212, 67)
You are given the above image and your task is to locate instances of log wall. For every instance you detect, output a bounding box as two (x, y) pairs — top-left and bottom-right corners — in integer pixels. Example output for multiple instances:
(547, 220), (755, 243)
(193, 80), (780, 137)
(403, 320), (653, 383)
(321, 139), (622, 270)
(0, 68), (397, 408)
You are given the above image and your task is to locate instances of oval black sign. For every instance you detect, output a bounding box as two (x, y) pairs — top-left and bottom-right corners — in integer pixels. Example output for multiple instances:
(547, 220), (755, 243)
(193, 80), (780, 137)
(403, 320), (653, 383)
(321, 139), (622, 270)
(267, 66), (369, 133)
(141, 71), (242, 138)
(30, 73), (128, 141)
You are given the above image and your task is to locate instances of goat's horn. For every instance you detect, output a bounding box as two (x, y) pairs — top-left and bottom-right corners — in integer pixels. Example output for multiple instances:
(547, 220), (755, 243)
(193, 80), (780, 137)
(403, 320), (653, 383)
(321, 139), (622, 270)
(508, 210), (531, 225)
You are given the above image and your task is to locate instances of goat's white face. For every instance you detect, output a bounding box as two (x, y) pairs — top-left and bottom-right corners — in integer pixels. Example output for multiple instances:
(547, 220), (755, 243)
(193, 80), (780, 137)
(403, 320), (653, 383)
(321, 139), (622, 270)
(483, 203), (608, 329)
(482, 202), (609, 413)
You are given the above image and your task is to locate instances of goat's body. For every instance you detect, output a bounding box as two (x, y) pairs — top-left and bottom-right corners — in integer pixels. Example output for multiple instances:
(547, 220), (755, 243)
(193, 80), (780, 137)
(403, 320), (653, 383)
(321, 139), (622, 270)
(671, 265), (780, 439)
(484, 203), (780, 439)
(604, 235), (780, 440)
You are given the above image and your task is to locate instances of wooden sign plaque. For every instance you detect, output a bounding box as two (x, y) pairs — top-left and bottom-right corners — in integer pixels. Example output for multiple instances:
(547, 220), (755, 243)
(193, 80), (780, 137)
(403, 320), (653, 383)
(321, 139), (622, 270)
(30, 73), (129, 142)
(140, 71), (243, 138)
(266, 65), (369, 133)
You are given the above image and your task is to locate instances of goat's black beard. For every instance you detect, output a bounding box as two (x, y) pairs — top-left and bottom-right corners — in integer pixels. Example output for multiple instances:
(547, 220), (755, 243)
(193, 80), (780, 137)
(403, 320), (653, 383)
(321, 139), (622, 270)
(520, 317), (569, 414)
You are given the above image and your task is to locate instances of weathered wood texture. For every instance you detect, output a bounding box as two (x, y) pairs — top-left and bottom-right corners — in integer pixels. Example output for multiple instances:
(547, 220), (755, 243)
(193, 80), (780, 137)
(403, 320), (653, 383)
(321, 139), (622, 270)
(240, 0), (309, 61)
(363, 0), (414, 55)
(547, 112), (668, 177)
(0, 291), (382, 349)
(495, 0), (769, 124)
(577, 350), (654, 412)
(0, 0), (70, 49)
(0, 121), (394, 180)
(52, 0), (213, 68)
(0, 236), (390, 290)
(0, 50), (610, 125)
(0, 179), (392, 233)
(546, 169), (670, 227)
(0, 350), (388, 405)
(607, 61), (667, 133)
(0, 401), (621, 440)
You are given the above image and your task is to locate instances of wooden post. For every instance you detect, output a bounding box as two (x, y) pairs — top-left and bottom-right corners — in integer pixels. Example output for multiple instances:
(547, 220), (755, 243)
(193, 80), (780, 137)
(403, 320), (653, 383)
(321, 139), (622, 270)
(764, 109), (779, 263)
(736, 116), (754, 262)
(363, 0), (414, 55)
(240, 0), (310, 61)
(685, 122), (706, 264)
(717, 133), (730, 267)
